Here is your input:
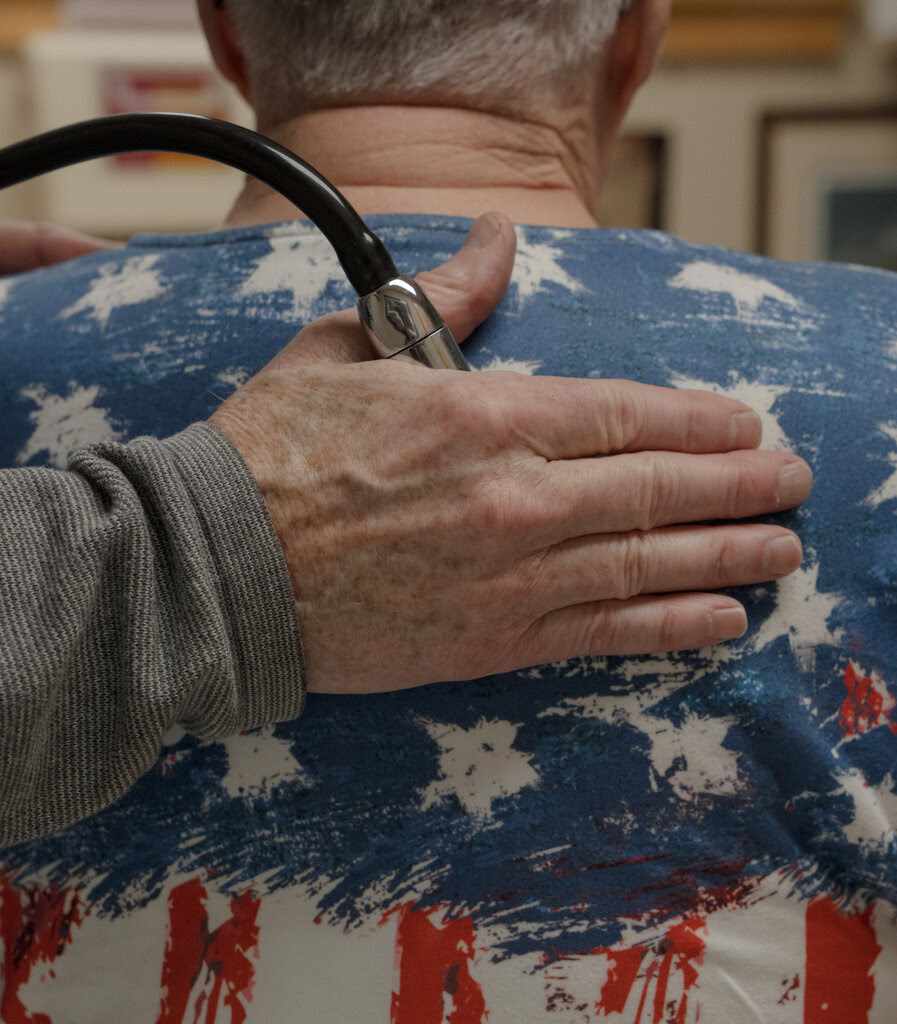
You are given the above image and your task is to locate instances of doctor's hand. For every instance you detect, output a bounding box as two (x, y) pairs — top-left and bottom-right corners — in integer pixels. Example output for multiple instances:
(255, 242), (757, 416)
(211, 213), (812, 693)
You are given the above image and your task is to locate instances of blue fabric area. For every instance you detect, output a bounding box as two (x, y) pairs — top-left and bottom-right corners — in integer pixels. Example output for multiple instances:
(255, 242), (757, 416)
(2, 215), (895, 957)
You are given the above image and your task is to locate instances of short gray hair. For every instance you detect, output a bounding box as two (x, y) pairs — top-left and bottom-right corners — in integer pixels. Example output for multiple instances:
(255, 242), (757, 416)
(224, 0), (631, 123)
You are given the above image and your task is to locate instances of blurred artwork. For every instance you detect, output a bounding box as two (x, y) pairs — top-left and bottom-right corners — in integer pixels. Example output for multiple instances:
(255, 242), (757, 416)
(825, 181), (897, 271)
(759, 108), (897, 269)
(59, 0), (200, 30)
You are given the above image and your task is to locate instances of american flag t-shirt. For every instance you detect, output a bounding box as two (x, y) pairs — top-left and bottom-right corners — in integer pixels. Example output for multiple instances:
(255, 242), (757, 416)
(0, 216), (895, 1022)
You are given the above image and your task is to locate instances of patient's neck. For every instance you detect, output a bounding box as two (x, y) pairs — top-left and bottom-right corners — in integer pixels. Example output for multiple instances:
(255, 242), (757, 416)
(223, 105), (601, 229)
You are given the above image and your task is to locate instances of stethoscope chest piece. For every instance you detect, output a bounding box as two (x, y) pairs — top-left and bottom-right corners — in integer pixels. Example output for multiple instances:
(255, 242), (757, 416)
(359, 275), (468, 370)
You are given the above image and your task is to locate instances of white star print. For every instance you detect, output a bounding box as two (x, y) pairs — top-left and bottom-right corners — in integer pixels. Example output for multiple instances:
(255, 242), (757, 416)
(833, 768), (897, 852)
(864, 422), (897, 507)
(668, 260), (807, 321)
(748, 559), (844, 671)
(15, 382), (123, 467)
(539, 686), (744, 803)
(238, 227), (344, 321)
(473, 353), (544, 374)
(419, 718), (539, 818)
(512, 226), (585, 306)
(219, 725), (310, 799)
(669, 372), (793, 452)
(60, 254), (167, 328)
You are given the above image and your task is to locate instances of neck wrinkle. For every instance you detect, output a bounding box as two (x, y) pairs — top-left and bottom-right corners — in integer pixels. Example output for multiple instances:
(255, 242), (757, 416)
(225, 105), (601, 229)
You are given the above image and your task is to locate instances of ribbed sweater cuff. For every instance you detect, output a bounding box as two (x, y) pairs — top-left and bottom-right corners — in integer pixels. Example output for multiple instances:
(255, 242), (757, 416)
(159, 422), (306, 731)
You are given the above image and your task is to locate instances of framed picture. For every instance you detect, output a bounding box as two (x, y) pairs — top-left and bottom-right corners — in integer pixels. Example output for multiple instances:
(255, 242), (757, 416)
(597, 133), (667, 231)
(665, 0), (858, 63)
(757, 108), (897, 271)
(21, 29), (248, 236)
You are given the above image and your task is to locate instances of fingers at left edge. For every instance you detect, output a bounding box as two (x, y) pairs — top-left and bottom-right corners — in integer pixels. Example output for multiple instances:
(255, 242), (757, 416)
(0, 221), (120, 274)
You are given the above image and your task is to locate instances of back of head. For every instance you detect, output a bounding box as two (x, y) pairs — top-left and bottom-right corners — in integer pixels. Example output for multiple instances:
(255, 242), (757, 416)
(224, 0), (630, 125)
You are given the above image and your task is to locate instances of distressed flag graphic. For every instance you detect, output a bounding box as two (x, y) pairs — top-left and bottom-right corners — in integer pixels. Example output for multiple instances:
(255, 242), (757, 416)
(1, 217), (895, 1021)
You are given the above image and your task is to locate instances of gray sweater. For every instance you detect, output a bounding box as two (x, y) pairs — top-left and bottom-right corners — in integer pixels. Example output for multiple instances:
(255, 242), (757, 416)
(0, 422), (305, 849)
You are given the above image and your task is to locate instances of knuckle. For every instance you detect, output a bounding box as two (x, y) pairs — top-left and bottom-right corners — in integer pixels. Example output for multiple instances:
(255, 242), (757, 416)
(579, 602), (625, 656)
(723, 452), (761, 517)
(467, 461), (547, 542)
(684, 398), (708, 453)
(710, 532), (738, 581)
(444, 374), (512, 443)
(614, 533), (653, 600)
(653, 604), (684, 651)
(639, 455), (680, 529)
(602, 384), (642, 452)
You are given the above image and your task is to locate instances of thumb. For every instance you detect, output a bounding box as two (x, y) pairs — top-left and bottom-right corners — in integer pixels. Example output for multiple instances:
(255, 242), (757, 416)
(413, 211), (516, 343)
(286, 212), (517, 365)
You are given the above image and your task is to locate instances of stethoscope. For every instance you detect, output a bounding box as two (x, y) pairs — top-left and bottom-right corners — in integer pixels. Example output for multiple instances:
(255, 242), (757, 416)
(0, 112), (469, 371)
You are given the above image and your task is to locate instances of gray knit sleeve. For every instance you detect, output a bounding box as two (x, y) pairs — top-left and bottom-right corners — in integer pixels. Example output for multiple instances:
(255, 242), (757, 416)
(0, 422), (305, 849)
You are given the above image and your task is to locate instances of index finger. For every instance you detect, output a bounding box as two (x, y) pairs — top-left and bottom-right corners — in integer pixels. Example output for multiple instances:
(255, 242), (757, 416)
(0, 220), (119, 274)
(492, 374), (763, 457)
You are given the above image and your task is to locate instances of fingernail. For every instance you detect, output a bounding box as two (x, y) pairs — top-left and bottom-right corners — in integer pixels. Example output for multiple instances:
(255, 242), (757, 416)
(762, 534), (803, 576)
(467, 213), (503, 250)
(710, 606), (748, 641)
(728, 410), (762, 449)
(776, 461), (813, 508)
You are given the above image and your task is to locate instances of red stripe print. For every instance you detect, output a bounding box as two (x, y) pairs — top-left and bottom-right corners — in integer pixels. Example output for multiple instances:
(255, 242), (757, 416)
(634, 918), (705, 1024)
(596, 947), (646, 1015)
(839, 663), (897, 737)
(536, 916), (709, 1022)
(805, 896), (881, 1024)
(0, 874), (84, 1024)
(157, 878), (260, 1024)
(389, 905), (486, 1024)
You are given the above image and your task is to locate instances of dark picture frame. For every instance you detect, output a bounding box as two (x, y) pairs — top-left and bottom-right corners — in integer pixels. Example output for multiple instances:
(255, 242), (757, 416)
(598, 133), (667, 231)
(757, 107), (897, 271)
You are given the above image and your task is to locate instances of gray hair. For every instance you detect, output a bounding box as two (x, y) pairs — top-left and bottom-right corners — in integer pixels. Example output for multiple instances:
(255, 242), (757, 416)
(224, 0), (631, 123)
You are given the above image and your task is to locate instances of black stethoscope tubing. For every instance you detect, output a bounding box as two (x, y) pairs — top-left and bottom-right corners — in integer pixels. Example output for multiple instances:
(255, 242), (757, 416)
(0, 111), (398, 297)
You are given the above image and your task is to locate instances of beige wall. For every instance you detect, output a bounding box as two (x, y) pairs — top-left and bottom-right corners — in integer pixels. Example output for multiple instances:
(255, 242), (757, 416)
(1, 17), (896, 248)
(628, 26), (897, 253)
(0, 50), (38, 219)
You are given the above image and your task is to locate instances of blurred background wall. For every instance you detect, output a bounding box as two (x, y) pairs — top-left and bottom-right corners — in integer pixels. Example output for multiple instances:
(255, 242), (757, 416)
(0, 0), (895, 267)
(626, 0), (897, 267)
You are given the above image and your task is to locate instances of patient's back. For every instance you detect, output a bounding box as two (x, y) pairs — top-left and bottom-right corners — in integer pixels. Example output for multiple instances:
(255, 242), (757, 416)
(1, 215), (895, 1023)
